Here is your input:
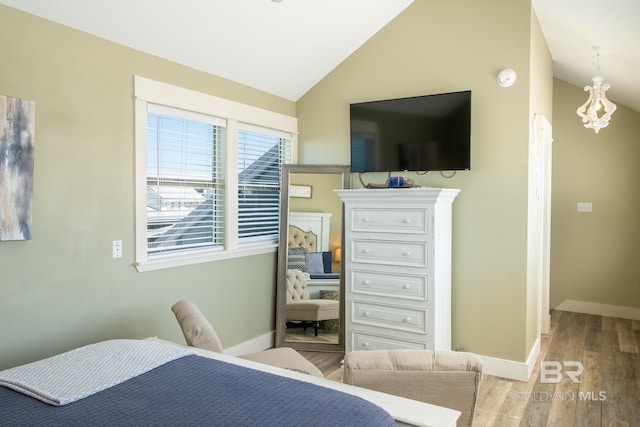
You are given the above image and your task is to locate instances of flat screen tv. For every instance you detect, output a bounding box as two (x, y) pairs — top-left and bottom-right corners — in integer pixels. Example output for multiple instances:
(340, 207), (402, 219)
(350, 90), (471, 173)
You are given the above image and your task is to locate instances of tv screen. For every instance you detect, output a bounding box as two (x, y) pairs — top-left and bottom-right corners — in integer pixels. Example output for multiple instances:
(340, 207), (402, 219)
(350, 91), (471, 173)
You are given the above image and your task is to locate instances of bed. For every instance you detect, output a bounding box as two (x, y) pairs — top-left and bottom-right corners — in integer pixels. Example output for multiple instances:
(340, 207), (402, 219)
(288, 211), (340, 299)
(0, 338), (459, 427)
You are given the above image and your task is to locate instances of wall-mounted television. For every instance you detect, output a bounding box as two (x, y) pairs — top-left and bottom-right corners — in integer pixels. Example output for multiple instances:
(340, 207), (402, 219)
(350, 90), (471, 173)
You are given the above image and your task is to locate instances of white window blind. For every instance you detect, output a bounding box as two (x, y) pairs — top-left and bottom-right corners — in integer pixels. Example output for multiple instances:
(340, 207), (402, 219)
(237, 124), (291, 246)
(146, 105), (226, 256)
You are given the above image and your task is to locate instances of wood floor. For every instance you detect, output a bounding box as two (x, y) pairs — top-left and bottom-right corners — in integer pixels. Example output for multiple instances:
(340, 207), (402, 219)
(298, 350), (345, 381)
(300, 310), (640, 427)
(285, 326), (339, 345)
(475, 310), (640, 427)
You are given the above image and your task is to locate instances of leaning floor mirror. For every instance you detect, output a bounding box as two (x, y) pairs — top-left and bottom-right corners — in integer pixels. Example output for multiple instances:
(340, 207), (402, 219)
(275, 164), (350, 352)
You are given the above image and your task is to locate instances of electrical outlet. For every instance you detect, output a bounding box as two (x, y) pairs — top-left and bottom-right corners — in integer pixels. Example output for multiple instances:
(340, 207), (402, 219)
(577, 202), (592, 212)
(112, 240), (122, 258)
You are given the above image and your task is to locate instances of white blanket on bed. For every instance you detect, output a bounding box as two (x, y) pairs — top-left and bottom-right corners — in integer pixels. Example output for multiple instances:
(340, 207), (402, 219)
(0, 339), (195, 406)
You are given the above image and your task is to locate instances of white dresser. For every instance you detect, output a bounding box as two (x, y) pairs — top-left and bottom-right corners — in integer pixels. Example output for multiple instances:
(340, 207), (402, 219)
(335, 188), (460, 352)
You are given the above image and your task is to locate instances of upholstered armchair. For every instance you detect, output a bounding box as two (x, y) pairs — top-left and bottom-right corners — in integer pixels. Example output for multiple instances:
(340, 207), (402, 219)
(171, 299), (324, 377)
(286, 269), (339, 336)
(343, 349), (483, 427)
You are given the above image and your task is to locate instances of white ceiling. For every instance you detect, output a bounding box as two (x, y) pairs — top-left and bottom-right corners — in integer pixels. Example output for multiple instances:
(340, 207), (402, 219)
(1, 0), (638, 111)
(532, 0), (640, 112)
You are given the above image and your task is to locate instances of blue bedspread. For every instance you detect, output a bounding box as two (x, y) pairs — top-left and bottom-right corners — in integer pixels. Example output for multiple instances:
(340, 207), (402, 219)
(0, 354), (396, 426)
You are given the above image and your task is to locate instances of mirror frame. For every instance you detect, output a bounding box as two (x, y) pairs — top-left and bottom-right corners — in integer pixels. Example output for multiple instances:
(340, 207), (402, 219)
(275, 164), (350, 352)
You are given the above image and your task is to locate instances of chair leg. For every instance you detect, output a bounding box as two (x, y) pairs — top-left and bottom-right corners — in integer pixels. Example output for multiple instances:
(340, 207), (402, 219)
(314, 321), (320, 336)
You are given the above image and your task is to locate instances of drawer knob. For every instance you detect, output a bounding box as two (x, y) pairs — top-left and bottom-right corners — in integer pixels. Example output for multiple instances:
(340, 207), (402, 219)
(403, 317), (412, 323)
(403, 251), (411, 256)
(362, 217), (371, 223)
(363, 311), (371, 317)
(362, 341), (371, 348)
(403, 218), (411, 224)
(362, 248), (371, 254)
(363, 280), (371, 285)
(403, 284), (411, 290)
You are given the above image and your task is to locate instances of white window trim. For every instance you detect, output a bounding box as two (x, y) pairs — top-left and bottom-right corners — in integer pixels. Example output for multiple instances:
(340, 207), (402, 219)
(134, 76), (298, 272)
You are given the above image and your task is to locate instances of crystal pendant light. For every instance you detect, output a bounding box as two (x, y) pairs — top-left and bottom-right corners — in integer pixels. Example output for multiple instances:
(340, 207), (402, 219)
(576, 49), (617, 134)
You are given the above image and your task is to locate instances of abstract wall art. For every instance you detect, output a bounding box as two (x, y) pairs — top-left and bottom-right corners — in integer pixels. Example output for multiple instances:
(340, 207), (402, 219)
(0, 95), (35, 241)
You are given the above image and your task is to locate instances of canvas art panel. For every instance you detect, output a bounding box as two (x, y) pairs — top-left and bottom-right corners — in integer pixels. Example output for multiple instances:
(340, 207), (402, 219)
(0, 95), (35, 241)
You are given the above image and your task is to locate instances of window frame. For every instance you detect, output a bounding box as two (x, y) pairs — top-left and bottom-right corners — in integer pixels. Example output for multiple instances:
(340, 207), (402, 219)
(134, 76), (298, 272)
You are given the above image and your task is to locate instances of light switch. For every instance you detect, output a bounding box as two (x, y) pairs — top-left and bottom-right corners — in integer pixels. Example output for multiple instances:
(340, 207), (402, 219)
(577, 202), (592, 212)
(112, 240), (122, 258)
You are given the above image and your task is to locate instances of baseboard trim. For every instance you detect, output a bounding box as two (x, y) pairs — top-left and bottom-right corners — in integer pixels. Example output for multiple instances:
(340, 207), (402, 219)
(228, 330), (543, 382)
(555, 299), (640, 321)
(478, 337), (540, 382)
(224, 331), (274, 357)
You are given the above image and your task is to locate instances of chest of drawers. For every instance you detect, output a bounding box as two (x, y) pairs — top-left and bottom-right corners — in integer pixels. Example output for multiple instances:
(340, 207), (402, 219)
(336, 188), (459, 352)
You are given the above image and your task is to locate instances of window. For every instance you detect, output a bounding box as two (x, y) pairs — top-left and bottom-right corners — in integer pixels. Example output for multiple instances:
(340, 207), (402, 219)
(146, 106), (226, 256)
(237, 125), (291, 246)
(134, 77), (297, 271)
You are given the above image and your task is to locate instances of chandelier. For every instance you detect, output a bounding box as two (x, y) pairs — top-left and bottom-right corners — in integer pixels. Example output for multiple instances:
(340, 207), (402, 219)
(576, 49), (617, 134)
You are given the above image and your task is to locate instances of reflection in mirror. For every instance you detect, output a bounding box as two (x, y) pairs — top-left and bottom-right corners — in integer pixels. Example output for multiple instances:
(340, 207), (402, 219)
(275, 165), (350, 352)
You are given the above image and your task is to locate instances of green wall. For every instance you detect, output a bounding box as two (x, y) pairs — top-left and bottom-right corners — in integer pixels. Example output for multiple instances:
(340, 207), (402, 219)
(296, 0), (551, 362)
(550, 79), (640, 309)
(0, 5), (294, 369)
(289, 173), (344, 258)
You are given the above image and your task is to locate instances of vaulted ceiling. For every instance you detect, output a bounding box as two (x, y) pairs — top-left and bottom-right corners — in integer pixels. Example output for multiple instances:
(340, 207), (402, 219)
(1, 0), (638, 111)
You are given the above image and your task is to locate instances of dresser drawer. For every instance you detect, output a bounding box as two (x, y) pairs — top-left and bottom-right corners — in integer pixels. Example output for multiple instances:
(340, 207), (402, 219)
(351, 208), (428, 235)
(352, 300), (427, 334)
(351, 330), (427, 351)
(351, 270), (427, 300)
(351, 240), (427, 267)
